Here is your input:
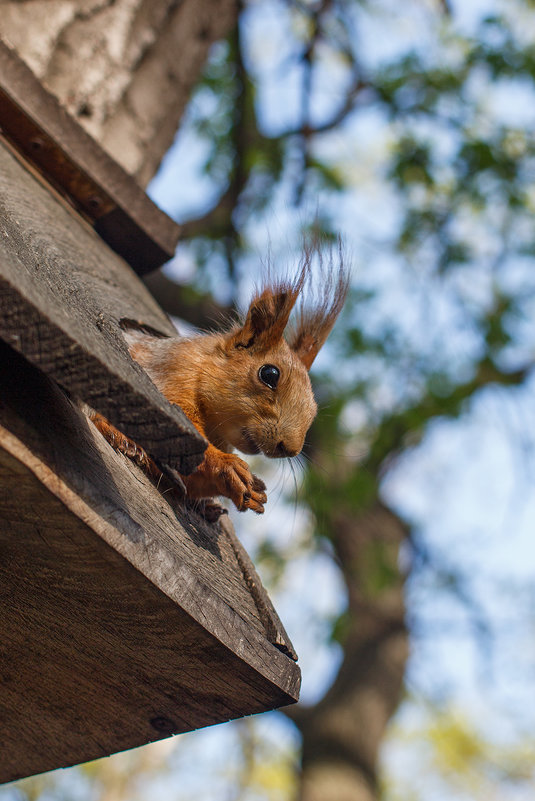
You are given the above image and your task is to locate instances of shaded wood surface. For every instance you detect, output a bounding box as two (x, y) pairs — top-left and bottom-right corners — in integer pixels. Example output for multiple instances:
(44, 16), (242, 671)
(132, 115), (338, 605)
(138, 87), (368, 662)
(0, 39), (179, 274)
(0, 138), (205, 475)
(0, 342), (300, 782)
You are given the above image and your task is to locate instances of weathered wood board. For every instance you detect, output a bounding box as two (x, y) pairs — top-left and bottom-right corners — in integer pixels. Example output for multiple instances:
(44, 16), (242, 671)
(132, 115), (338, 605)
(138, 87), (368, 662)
(0, 39), (179, 274)
(0, 341), (300, 783)
(0, 138), (204, 475)
(0, 61), (300, 783)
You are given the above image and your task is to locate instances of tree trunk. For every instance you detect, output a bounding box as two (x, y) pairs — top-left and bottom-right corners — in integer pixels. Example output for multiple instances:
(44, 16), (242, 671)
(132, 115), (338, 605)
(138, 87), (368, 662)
(0, 0), (238, 185)
(290, 502), (409, 801)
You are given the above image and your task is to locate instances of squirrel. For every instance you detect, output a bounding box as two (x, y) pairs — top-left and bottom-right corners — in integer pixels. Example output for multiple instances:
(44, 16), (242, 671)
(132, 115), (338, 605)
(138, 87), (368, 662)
(91, 249), (348, 520)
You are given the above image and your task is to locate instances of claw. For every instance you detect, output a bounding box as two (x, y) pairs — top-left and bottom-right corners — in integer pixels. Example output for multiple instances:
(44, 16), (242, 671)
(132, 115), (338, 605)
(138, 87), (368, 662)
(247, 498), (265, 514)
(189, 499), (228, 522)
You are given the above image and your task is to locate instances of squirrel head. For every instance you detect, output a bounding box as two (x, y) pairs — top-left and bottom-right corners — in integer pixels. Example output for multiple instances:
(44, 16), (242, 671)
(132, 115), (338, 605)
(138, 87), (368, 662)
(124, 244), (349, 464)
(202, 247), (349, 459)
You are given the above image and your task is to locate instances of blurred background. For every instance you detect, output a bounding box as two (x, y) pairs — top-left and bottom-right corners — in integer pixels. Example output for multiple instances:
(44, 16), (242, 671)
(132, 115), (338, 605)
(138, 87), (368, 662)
(3, 0), (535, 798)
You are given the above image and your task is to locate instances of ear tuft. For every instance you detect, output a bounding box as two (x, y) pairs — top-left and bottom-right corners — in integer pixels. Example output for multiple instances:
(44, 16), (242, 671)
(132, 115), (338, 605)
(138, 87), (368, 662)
(288, 239), (349, 370)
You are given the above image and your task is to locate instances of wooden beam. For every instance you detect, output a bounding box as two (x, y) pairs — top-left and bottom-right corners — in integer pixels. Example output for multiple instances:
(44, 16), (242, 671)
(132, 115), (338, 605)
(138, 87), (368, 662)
(0, 39), (180, 275)
(0, 138), (204, 475)
(0, 342), (300, 782)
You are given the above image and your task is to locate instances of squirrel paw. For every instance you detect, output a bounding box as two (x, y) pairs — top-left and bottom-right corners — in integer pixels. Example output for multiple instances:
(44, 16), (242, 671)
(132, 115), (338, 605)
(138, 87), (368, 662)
(188, 499), (229, 523)
(184, 448), (267, 514)
(219, 453), (267, 514)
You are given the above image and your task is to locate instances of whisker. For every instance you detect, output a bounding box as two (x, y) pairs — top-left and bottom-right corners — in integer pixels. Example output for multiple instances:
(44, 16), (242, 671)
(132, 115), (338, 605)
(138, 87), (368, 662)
(297, 450), (331, 476)
(288, 458), (300, 530)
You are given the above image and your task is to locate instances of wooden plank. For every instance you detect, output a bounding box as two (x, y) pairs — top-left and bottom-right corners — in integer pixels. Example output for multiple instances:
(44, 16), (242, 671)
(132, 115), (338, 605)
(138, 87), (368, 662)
(0, 339), (298, 657)
(0, 39), (179, 275)
(0, 138), (205, 475)
(0, 341), (300, 782)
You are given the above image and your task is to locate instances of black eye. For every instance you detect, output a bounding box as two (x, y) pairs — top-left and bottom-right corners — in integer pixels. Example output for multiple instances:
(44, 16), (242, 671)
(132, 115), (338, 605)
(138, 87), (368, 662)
(258, 364), (280, 390)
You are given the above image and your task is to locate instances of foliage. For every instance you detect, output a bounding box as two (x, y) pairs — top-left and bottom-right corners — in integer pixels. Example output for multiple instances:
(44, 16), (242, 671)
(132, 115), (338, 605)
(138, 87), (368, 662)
(382, 701), (535, 801)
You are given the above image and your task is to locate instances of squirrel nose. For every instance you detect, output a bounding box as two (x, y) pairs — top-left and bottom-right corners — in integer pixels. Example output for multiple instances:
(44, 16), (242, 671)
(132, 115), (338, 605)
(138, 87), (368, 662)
(276, 441), (298, 458)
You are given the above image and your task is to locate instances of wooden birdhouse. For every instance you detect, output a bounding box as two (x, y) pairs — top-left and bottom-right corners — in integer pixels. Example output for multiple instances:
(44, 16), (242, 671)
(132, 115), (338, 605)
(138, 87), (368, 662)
(0, 41), (300, 784)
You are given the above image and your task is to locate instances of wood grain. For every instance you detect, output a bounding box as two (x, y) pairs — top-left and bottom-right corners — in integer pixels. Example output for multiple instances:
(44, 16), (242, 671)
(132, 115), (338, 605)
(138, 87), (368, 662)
(0, 39), (180, 274)
(0, 139), (205, 475)
(0, 343), (300, 782)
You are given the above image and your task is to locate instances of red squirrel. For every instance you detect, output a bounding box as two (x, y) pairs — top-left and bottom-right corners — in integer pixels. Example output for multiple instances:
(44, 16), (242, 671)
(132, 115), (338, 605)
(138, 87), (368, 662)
(92, 251), (348, 518)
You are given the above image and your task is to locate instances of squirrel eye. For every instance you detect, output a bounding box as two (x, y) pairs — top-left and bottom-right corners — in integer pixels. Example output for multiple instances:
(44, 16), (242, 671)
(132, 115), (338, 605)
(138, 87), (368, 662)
(258, 364), (280, 390)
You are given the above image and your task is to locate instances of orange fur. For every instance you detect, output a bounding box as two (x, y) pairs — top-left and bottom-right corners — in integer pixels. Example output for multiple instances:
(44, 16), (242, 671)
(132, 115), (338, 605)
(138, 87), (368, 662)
(92, 247), (348, 516)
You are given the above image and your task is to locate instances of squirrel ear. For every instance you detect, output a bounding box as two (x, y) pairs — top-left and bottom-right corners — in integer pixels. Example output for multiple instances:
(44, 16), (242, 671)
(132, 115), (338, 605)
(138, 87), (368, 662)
(289, 257), (349, 370)
(290, 331), (321, 371)
(227, 272), (306, 352)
